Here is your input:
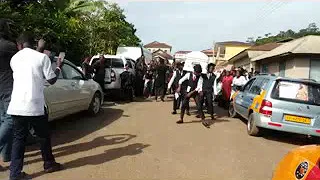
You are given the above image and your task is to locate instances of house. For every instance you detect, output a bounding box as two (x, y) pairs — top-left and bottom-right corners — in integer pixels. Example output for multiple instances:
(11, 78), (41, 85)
(252, 35), (320, 81)
(214, 41), (252, 65)
(144, 41), (172, 54)
(228, 42), (281, 72)
(174, 50), (192, 62)
(152, 49), (173, 64)
(201, 49), (214, 63)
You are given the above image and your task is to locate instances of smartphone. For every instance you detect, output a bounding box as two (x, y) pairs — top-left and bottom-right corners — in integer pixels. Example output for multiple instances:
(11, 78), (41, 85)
(58, 52), (65, 62)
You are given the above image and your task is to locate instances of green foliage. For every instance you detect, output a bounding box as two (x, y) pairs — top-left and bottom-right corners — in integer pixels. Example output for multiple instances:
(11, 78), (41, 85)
(247, 23), (320, 45)
(0, 0), (141, 65)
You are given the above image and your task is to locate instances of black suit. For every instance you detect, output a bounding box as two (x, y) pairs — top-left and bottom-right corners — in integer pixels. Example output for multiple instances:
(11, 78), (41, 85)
(199, 73), (216, 118)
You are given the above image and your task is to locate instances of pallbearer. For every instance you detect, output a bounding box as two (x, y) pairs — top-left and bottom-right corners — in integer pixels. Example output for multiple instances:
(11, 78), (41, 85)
(167, 62), (186, 114)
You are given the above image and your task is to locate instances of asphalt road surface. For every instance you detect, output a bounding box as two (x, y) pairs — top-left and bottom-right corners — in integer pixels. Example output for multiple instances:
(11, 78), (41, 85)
(0, 97), (315, 180)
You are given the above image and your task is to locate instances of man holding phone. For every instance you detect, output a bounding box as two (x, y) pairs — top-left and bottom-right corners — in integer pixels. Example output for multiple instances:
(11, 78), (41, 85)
(7, 32), (63, 180)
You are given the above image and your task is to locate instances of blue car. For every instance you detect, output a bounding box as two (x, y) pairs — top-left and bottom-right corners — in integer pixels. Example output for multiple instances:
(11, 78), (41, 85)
(229, 75), (320, 137)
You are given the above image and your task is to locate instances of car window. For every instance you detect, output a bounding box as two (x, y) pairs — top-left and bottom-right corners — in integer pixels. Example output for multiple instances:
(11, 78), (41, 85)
(271, 80), (320, 106)
(112, 58), (124, 68)
(126, 60), (133, 68)
(243, 78), (255, 92)
(261, 78), (270, 90)
(249, 78), (264, 95)
(51, 62), (63, 79)
(62, 64), (83, 80)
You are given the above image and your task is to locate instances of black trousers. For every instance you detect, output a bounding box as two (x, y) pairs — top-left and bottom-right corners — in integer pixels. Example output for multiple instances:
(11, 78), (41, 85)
(199, 91), (214, 118)
(10, 115), (55, 178)
(180, 92), (201, 120)
(122, 87), (133, 102)
(155, 84), (165, 100)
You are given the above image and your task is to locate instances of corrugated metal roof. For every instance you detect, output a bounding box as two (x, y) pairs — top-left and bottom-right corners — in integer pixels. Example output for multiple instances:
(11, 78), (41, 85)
(252, 35), (320, 61)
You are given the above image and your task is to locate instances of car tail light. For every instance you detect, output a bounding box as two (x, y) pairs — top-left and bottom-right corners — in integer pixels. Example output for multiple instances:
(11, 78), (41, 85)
(111, 69), (116, 82)
(259, 100), (272, 116)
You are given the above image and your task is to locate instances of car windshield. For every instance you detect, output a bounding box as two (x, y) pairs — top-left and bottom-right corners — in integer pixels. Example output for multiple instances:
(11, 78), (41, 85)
(271, 80), (320, 106)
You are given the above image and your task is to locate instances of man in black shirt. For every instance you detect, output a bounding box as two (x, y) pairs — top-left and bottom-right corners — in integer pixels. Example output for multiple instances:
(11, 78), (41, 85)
(120, 63), (135, 102)
(0, 19), (18, 164)
(154, 58), (168, 102)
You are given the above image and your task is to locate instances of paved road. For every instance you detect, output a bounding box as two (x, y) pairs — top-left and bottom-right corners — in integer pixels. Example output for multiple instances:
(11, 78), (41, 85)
(0, 97), (314, 180)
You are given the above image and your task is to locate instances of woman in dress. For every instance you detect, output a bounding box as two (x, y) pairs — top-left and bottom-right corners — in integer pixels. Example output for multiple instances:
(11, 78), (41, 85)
(222, 70), (233, 108)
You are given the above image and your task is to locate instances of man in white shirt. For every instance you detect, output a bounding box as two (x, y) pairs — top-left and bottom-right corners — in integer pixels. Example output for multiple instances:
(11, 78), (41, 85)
(176, 64), (209, 127)
(7, 32), (63, 180)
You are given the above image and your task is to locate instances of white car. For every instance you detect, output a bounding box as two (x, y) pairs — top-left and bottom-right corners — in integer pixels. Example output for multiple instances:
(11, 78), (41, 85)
(90, 55), (135, 94)
(46, 58), (104, 121)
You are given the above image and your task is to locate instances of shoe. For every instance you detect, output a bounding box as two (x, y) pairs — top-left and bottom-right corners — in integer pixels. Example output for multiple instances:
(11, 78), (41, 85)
(172, 111), (177, 115)
(211, 115), (215, 120)
(44, 162), (63, 173)
(9, 172), (31, 180)
(202, 120), (210, 128)
(161, 98), (165, 102)
(186, 112), (191, 116)
(176, 120), (183, 124)
(196, 114), (201, 118)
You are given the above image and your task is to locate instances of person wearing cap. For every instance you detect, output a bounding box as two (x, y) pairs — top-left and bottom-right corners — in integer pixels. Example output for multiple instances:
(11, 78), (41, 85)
(199, 63), (216, 120)
(167, 62), (186, 114)
(176, 64), (209, 127)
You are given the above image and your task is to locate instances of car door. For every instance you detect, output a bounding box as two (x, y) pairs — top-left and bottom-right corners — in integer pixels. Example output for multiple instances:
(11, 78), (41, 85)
(44, 62), (70, 120)
(242, 78), (265, 118)
(234, 78), (256, 117)
(61, 63), (88, 112)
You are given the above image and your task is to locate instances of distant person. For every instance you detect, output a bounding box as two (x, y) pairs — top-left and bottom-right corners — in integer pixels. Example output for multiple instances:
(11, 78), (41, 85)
(167, 62), (186, 114)
(82, 56), (93, 79)
(135, 56), (146, 97)
(93, 55), (106, 92)
(120, 63), (135, 102)
(154, 58), (168, 102)
(232, 70), (247, 91)
(7, 32), (63, 180)
(143, 66), (153, 98)
(0, 19), (17, 167)
(222, 70), (233, 108)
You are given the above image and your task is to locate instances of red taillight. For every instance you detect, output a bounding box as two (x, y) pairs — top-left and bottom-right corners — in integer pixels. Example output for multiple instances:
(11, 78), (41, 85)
(259, 100), (272, 116)
(316, 130), (320, 133)
(111, 70), (116, 82)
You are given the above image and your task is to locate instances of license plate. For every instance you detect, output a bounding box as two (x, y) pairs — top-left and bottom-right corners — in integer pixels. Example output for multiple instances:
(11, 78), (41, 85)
(285, 115), (311, 124)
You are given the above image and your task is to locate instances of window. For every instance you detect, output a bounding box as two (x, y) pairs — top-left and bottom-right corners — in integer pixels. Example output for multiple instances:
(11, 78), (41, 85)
(111, 58), (124, 68)
(310, 59), (320, 82)
(51, 62), (63, 79)
(279, 61), (286, 77)
(62, 64), (83, 80)
(262, 64), (268, 73)
(271, 80), (320, 106)
(243, 78), (256, 92)
(249, 78), (264, 95)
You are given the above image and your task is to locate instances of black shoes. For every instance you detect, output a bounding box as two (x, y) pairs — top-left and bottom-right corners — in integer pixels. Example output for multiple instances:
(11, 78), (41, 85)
(9, 172), (31, 180)
(44, 162), (63, 173)
(176, 120), (183, 124)
(172, 111), (177, 115)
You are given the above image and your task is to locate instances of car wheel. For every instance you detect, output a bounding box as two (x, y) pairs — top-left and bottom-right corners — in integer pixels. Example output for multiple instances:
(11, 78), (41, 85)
(88, 92), (101, 115)
(228, 102), (237, 118)
(247, 113), (260, 136)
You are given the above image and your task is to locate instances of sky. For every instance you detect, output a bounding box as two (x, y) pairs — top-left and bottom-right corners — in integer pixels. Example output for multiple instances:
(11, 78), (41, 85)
(111, 1), (320, 53)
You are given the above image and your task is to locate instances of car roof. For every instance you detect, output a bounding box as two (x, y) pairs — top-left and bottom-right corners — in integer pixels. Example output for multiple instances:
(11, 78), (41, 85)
(91, 55), (125, 59)
(254, 74), (319, 85)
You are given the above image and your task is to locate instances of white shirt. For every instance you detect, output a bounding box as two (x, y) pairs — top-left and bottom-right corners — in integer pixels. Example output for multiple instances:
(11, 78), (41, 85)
(167, 70), (184, 90)
(232, 76), (247, 87)
(7, 48), (56, 116)
(178, 72), (203, 92)
(214, 74), (222, 96)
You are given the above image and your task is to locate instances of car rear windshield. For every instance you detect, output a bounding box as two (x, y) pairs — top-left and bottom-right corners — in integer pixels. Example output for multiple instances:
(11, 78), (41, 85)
(271, 80), (320, 106)
(91, 58), (123, 68)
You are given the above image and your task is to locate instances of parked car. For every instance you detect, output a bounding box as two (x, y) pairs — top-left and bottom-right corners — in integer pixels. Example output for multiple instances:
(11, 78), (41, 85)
(229, 74), (320, 137)
(89, 55), (136, 94)
(47, 58), (104, 121)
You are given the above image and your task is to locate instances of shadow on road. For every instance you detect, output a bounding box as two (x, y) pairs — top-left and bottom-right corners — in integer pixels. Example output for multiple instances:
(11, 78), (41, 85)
(26, 107), (124, 152)
(30, 143), (150, 179)
(25, 134), (137, 164)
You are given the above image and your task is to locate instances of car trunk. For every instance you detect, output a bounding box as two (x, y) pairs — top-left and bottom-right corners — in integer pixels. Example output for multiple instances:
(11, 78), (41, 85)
(270, 80), (320, 128)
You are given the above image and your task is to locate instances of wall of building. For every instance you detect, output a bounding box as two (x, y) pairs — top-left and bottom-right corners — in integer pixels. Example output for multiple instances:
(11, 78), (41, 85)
(225, 46), (250, 61)
(147, 48), (171, 54)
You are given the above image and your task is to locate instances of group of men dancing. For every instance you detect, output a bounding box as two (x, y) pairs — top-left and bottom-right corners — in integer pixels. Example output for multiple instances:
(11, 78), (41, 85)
(168, 62), (216, 128)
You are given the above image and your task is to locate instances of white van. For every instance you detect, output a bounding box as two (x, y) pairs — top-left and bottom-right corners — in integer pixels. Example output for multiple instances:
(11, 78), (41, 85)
(116, 46), (152, 64)
(89, 55), (135, 93)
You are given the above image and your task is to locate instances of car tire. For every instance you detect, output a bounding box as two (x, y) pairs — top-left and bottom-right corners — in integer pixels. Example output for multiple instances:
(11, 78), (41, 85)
(228, 102), (237, 118)
(247, 113), (260, 136)
(88, 92), (102, 115)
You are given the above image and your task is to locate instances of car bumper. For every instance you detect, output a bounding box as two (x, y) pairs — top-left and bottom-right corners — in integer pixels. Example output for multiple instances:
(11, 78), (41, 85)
(254, 113), (320, 137)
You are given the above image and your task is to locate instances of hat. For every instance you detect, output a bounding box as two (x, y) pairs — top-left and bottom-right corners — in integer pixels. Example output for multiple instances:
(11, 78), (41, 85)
(193, 64), (202, 73)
